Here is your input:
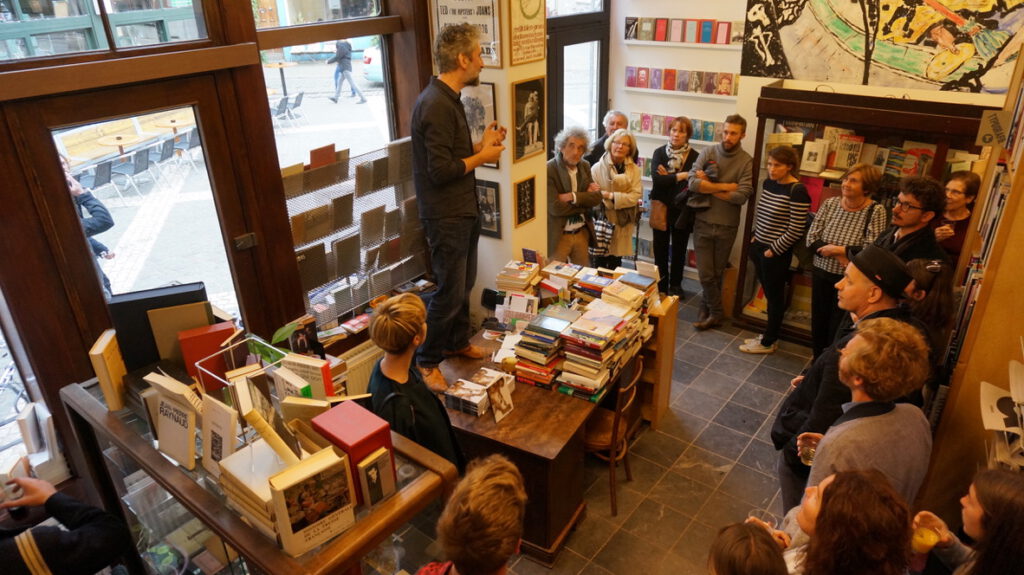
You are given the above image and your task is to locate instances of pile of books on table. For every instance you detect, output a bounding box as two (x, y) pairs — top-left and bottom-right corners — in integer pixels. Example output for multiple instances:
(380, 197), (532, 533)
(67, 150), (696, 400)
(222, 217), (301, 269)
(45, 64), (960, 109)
(557, 295), (647, 402)
(514, 314), (572, 389)
(572, 271), (615, 301)
(445, 367), (513, 417)
(495, 260), (540, 293)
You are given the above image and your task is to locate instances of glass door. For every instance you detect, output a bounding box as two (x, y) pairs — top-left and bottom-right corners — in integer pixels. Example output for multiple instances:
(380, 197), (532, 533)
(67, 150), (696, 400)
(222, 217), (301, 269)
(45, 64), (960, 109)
(546, 10), (609, 147)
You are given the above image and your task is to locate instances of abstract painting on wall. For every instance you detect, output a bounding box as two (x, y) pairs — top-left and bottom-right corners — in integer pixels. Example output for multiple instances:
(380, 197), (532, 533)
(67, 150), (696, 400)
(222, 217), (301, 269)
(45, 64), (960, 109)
(741, 0), (1024, 93)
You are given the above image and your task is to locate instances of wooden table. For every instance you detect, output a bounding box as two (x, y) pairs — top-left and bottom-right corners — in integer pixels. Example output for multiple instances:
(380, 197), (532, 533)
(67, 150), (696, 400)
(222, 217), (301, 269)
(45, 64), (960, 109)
(439, 334), (595, 566)
(97, 134), (142, 155)
(154, 118), (194, 134)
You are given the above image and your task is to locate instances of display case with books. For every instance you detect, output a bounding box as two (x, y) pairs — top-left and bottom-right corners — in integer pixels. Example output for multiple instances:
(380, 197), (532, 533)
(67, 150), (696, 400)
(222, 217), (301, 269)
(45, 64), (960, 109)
(731, 82), (993, 343)
(61, 378), (457, 575)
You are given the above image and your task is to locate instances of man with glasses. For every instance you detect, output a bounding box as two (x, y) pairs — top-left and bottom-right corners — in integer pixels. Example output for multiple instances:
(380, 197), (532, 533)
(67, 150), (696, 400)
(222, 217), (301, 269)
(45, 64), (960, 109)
(584, 110), (638, 166)
(858, 176), (949, 263)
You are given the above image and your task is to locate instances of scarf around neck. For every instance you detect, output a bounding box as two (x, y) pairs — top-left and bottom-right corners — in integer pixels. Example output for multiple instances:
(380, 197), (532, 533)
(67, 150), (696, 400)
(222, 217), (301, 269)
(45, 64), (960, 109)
(665, 142), (690, 173)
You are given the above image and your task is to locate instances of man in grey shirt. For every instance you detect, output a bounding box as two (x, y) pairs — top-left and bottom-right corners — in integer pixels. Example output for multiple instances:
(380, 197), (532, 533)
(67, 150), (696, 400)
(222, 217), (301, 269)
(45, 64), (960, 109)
(687, 114), (753, 330)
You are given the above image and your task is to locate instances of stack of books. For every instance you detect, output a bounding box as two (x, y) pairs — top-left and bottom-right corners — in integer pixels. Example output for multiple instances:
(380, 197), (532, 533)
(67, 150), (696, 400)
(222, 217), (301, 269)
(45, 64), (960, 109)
(558, 298), (646, 401)
(601, 279), (646, 309)
(445, 368), (502, 416)
(573, 273), (615, 302)
(541, 260), (584, 281)
(514, 314), (572, 389)
(617, 272), (659, 309)
(216, 439), (290, 541)
(495, 260), (540, 292)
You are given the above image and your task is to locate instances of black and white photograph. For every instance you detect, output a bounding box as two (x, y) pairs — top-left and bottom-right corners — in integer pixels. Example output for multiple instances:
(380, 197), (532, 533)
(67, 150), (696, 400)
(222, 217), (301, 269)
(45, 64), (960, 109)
(512, 76), (545, 163)
(476, 180), (500, 238)
(461, 82), (498, 168)
(514, 176), (535, 227)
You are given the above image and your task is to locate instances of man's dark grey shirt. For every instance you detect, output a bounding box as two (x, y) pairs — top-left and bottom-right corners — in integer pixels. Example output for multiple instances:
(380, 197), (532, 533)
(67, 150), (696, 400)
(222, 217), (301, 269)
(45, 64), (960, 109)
(412, 77), (477, 219)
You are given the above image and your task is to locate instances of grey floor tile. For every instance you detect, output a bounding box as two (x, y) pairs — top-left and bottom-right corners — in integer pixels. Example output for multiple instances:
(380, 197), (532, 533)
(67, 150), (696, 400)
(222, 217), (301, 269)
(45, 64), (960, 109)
(578, 562), (614, 575)
(692, 422), (752, 461)
(677, 305), (702, 324)
(630, 429), (688, 468)
(675, 387), (727, 421)
(689, 327), (735, 350)
(755, 412), (775, 440)
(621, 498), (691, 550)
(747, 363), (797, 394)
(514, 548), (588, 575)
(647, 470), (715, 517)
(672, 445), (734, 489)
(671, 520), (718, 571)
(716, 463), (779, 509)
(706, 353), (759, 380)
(712, 402), (768, 436)
(676, 342), (716, 369)
(592, 525), (669, 575)
(760, 350), (810, 375)
(688, 370), (744, 401)
(739, 439), (779, 476)
(565, 513), (618, 559)
(619, 452), (668, 496)
(675, 320), (698, 342)
(695, 489), (755, 526)
(731, 381), (784, 415)
(672, 359), (702, 387)
(584, 480), (646, 526)
(656, 404), (709, 444)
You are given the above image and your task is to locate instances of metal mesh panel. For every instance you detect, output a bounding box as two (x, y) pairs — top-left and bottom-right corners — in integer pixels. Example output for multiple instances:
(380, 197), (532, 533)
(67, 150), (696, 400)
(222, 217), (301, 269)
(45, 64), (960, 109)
(284, 139), (425, 327)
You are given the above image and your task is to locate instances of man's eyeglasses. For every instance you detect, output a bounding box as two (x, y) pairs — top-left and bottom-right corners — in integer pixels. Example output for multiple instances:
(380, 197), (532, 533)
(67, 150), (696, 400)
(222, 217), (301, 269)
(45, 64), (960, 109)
(893, 200), (923, 211)
(925, 260), (944, 273)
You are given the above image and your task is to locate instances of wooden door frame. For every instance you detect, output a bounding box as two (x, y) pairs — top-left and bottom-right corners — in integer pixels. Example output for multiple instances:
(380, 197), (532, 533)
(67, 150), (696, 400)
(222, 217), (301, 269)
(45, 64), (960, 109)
(1, 73), (303, 488)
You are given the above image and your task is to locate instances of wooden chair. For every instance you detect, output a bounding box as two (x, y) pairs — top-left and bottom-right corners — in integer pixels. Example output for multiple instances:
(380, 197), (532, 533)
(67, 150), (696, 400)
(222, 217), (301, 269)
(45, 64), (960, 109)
(583, 354), (642, 516)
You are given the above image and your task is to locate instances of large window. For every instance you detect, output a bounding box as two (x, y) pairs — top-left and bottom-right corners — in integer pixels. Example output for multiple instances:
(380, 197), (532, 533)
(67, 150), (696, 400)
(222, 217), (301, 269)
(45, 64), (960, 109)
(0, 0), (205, 60)
(254, 0), (380, 29)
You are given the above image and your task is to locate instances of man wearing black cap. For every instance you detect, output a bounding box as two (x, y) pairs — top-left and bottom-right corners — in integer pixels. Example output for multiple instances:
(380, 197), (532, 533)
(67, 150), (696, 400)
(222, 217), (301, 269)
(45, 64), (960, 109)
(771, 245), (925, 512)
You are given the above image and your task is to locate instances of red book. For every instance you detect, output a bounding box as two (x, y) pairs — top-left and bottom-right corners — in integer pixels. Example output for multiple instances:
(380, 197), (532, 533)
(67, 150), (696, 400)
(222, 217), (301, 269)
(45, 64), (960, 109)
(636, 67), (650, 89)
(312, 401), (394, 505)
(653, 18), (669, 42)
(178, 321), (236, 391)
(663, 69), (677, 91)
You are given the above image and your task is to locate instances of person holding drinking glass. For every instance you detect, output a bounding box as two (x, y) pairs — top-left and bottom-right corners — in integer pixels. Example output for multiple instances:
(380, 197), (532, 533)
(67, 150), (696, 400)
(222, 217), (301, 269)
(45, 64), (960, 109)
(933, 170), (980, 261)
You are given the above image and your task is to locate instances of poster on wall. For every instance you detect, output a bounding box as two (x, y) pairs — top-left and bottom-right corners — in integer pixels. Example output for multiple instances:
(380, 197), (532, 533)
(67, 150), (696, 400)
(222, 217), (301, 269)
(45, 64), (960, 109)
(741, 0), (1024, 93)
(512, 76), (545, 162)
(432, 0), (501, 68)
(514, 176), (535, 227)
(461, 82), (499, 168)
(509, 0), (545, 65)
(477, 180), (501, 238)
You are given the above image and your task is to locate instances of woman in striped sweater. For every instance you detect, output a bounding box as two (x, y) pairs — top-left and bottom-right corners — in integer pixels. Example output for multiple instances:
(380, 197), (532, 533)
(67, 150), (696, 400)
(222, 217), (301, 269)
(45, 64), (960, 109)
(740, 146), (810, 354)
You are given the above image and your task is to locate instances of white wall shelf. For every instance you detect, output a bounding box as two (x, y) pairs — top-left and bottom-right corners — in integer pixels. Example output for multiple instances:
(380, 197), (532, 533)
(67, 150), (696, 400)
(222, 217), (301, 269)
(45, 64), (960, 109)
(624, 40), (741, 51)
(624, 87), (737, 101)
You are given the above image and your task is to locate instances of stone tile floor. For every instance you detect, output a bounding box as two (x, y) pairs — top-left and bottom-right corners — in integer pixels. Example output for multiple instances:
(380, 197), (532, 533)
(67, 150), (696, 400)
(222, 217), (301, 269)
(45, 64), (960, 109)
(366, 279), (813, 575)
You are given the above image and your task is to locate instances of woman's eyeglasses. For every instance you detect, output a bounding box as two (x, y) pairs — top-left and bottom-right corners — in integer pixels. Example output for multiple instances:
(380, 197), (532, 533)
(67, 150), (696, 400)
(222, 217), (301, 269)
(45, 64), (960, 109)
(925, 260), (944, 273)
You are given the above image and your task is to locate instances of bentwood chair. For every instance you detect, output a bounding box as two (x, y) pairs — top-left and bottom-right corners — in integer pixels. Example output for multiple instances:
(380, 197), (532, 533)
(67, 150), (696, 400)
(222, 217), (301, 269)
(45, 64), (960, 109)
(583, 354), (643, 516)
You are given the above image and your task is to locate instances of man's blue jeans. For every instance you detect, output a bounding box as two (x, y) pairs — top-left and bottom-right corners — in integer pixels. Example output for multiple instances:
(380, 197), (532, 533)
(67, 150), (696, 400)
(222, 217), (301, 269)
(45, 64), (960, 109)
(416, 216), (480, 368)
(334, 67), (365, 100)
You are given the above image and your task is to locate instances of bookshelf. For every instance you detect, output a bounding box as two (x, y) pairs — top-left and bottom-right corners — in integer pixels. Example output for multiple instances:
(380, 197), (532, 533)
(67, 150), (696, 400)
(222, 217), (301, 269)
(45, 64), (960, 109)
(731, 83), (992, 343)
(624, 87), (738, 101)
(918, 49), (1024, 521)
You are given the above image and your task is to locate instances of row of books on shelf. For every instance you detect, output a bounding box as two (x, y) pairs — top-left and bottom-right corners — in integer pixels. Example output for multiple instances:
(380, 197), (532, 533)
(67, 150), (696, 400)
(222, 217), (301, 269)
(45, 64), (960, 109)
(764, 126), (979, 182)
(625, 16), (743, 45)
(626, 67), (738, 96)
(281, 139), (412, 201)
(631, 113), (724, 143)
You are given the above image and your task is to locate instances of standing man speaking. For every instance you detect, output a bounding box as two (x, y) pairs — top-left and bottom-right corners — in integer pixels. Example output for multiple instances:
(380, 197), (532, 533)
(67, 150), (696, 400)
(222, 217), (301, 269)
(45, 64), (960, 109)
(412, 23), (506, 392)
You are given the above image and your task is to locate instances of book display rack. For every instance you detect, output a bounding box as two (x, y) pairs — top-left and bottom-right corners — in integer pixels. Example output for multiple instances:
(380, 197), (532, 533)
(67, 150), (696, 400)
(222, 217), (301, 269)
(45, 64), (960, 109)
(61, 381), (456, 575)
(732, 82), (992, 342)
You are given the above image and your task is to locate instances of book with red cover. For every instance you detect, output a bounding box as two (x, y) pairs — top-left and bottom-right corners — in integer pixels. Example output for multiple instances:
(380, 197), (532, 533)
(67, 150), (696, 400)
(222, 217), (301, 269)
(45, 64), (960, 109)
(636, 67), (650, 89)
(662, 69), (677, 91)
(653, 18), (668, 42)
(311, 400), (394, 505)
(309, 144), (336, 169)
(179, 321), (236, 391)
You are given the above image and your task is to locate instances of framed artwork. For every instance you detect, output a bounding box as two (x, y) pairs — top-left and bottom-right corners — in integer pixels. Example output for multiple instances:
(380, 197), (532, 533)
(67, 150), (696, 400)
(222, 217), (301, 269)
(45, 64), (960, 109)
(509, 0), (545, 65)
(432, 0), (501, 68)
(514, 176), (535, 227)
(476, 180), (501, 238)
(461, 82), (498, 169)
(511, 76), (545, 163)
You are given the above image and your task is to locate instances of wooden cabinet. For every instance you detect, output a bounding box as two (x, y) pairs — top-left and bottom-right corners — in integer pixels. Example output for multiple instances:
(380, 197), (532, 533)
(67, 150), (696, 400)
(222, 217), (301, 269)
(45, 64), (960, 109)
(61, 382), (456, 575)
(732, 83), (991, 343)
(641, 294), (678, 429)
